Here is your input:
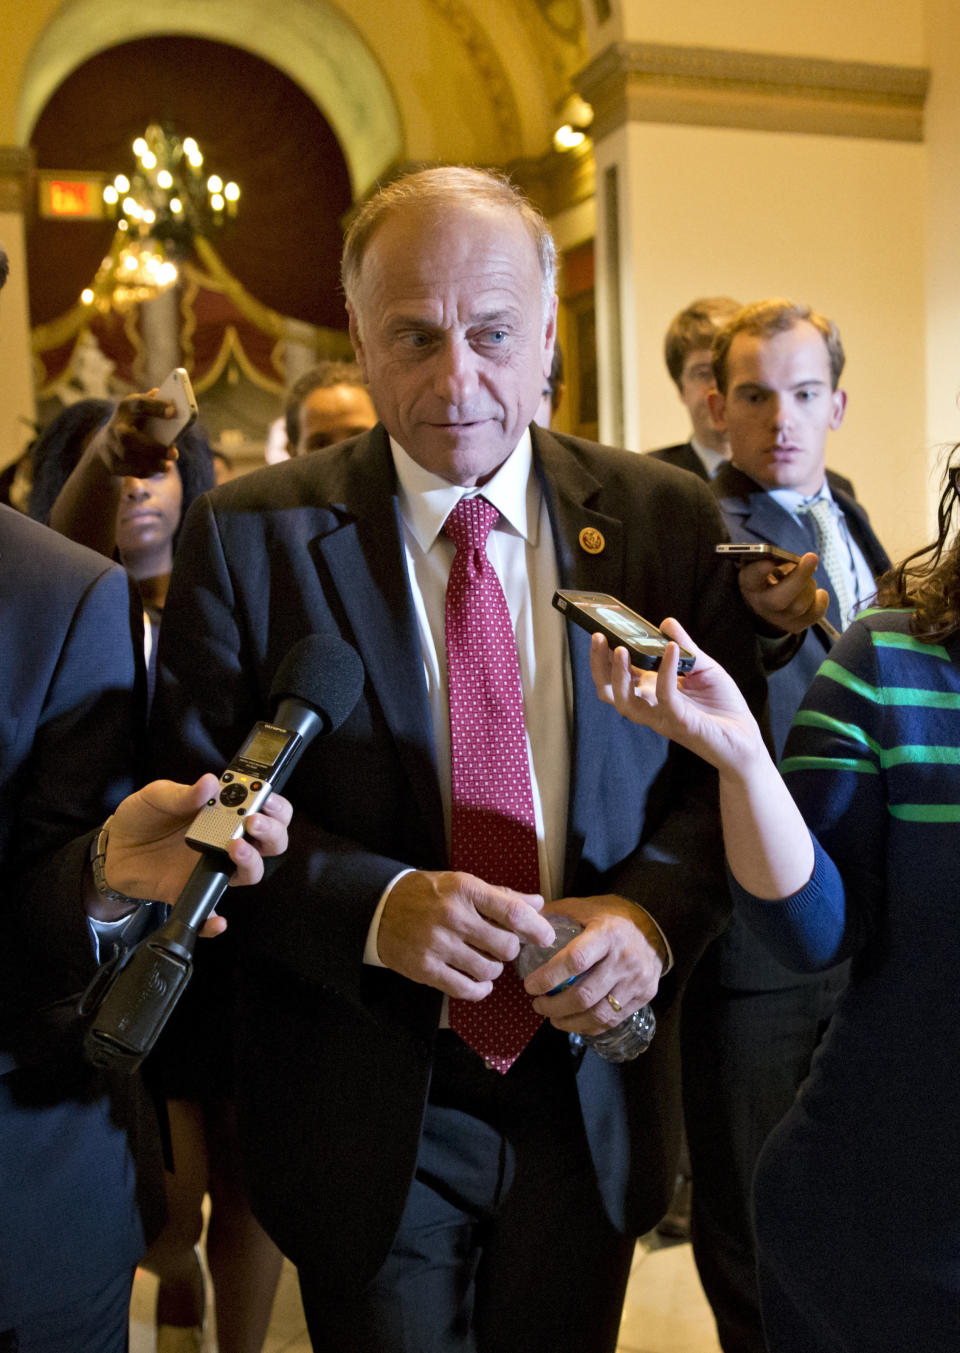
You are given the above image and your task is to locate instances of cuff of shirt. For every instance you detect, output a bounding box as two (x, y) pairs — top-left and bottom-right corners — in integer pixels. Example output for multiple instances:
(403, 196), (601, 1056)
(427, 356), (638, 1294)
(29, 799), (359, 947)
(636, 904), (673, 975)
(87, 903), (165, 964)
(363, 868), (415, 966)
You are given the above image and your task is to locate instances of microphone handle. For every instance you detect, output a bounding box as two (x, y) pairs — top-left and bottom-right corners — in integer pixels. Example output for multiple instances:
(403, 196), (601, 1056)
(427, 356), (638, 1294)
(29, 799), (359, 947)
(83, 698), (325, 1074)
(83, 855), (231, 1072)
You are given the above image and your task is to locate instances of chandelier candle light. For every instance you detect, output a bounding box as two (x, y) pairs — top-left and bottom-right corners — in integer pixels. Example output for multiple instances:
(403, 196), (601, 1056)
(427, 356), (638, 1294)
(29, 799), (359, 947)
(81, 125), (240, 313)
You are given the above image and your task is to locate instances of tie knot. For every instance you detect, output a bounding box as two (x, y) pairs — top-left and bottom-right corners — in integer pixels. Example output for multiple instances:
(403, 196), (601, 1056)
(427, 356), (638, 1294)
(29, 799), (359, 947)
(443, 495), (499, 554)
(798, 497), (833, 531)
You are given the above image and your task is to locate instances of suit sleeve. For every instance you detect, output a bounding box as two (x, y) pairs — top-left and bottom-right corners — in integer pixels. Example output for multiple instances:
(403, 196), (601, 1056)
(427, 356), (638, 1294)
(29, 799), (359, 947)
(151, 495), (421, 1013)
(7, 563), (141, 1016)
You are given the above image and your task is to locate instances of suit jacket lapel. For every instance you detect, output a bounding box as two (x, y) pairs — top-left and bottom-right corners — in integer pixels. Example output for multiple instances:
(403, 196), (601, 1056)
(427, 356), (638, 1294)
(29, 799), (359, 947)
(531, 428), (626, 889)
(714, 465), (815, 560)
(835, 489), (891, 578)
(312, 430), (445, 857)
(714, 463), (854, 629)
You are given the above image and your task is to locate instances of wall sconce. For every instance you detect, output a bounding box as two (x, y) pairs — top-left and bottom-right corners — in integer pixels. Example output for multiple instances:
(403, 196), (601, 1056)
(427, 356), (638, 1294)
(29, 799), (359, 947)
(553, 93), (594, 153)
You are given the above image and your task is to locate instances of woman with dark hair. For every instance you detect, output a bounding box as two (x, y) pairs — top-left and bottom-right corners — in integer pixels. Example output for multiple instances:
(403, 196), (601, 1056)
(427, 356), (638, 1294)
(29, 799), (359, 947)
(30, 390), (282, 1353)
(30, 395), (214, 705)
(589, 451), (960, 1352)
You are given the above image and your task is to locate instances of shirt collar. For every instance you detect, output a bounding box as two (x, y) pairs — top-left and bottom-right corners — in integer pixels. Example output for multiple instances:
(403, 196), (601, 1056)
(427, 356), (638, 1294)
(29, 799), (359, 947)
(390, 429), (540, 551)
(689, 437), (729, 479)
(768, 480), (837, 519)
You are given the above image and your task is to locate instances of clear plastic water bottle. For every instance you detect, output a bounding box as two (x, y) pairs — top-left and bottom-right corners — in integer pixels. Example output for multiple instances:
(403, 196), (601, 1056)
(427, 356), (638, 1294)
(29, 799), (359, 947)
(514, 915), (656, 1062)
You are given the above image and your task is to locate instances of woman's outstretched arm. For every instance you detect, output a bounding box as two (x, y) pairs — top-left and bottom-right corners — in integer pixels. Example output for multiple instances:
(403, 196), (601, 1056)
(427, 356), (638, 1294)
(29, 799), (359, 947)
(589, 619), (815, 900)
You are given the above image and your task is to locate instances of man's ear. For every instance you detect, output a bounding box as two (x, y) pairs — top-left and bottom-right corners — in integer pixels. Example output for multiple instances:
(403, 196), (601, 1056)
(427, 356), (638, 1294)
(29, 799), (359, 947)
(347, 304), (368, 381)
(707, 387), (727, 432)
(829, 388), (847, 431)
(542, 293), (559, 379)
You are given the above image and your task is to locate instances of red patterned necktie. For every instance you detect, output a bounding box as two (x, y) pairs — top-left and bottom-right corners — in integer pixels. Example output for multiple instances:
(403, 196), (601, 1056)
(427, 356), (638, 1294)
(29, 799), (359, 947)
(443, 495), (544, 1073)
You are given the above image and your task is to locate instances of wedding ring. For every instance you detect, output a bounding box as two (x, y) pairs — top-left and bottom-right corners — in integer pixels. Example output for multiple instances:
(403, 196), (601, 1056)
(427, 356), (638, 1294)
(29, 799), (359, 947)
(605, 993), (622, 1013)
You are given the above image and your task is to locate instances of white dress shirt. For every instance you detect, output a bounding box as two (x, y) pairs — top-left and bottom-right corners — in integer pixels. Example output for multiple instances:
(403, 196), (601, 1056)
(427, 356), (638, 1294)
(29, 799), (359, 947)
(364, 430), (571, 965)
(770, 482), (877, 625)
(363, 430), (673, 981)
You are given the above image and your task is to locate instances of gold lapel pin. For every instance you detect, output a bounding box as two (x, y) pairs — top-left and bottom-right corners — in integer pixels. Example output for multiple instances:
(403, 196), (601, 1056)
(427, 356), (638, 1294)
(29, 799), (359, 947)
(578, 526), (605, 555)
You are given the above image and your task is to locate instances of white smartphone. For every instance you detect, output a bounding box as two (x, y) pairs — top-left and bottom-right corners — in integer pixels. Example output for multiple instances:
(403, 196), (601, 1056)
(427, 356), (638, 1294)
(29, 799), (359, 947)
(143, 367), (199, 447)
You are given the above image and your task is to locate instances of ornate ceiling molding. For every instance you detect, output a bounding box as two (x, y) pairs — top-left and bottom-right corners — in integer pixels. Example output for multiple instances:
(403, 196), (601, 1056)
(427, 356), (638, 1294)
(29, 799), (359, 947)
(577, 42), (930, 143)
(427, 0), (523, 158)
(17, 0), (402, 198)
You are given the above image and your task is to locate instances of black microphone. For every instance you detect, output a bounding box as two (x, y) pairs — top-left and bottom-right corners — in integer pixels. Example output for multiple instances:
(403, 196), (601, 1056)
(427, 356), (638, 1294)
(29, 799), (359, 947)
(82, 634), (364, 1073)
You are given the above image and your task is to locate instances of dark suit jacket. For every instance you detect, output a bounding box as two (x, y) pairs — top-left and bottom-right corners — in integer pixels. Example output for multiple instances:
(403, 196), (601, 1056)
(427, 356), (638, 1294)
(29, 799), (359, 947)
(646, 440), (710, 480)
(153, 424), (767, 1289)
(0, 506), (163, 1325)
(710, 462), (890, 990)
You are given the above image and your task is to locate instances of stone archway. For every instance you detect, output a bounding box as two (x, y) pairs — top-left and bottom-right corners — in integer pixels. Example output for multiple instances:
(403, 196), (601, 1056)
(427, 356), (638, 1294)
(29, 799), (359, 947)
(17, 0), (403, 197)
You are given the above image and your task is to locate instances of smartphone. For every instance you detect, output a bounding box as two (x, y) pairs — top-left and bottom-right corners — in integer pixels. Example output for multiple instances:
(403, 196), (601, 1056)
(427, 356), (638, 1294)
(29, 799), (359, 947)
(716, 542), (801, 566)
(553, 590), (695, 673)
(142, 367), (199, 447)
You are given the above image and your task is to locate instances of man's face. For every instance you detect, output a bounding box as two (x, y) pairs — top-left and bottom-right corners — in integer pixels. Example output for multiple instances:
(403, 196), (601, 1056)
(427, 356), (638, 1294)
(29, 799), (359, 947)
(708, 321), (846, 496)
(292, 383), (377, 456)
(677, 347), (726, 451)
(348, 201), (556, 487)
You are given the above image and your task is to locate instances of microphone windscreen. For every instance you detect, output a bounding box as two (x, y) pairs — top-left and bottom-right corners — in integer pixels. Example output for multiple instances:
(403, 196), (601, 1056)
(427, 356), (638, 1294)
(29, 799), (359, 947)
(270, 634), (364, 733)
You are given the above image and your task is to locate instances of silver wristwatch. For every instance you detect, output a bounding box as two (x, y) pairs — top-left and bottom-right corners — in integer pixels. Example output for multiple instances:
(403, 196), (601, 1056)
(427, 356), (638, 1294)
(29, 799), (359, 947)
(90, 816), (153, 909)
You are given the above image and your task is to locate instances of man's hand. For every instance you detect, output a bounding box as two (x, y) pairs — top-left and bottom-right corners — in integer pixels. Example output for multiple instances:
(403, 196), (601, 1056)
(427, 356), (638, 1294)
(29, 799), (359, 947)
(87, 392), (180, 479)
(521, 895), (666, 1036)
(737, 552), (828, 634)
(377, 869), (555, 998)
(94, 774), (292, 931)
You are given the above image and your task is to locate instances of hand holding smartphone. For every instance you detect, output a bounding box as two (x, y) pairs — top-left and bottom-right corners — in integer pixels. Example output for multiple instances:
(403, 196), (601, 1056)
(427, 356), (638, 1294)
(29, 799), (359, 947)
(142, 367), (199, 447)
(553, 590), (696, 673)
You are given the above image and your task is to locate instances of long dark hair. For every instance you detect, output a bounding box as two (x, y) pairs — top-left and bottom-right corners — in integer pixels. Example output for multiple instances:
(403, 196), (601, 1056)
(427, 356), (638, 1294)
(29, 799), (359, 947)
(28, 398), (215, 546)
(876, 445), (960, 642)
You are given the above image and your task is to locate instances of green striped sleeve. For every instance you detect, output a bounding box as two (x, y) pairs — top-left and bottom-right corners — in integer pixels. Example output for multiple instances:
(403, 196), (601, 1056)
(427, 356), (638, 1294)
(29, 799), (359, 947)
(872, 631), (952, 661)
(889, 803), (960, 822)
(790, 708), (881, 755)
(818, 660), (960, 709)
(780, 754), (879, 775)
(878, 744), (960, 769)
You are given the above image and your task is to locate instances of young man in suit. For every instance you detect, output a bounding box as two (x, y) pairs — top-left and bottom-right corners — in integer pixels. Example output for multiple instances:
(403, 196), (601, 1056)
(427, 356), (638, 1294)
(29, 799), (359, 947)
(678, 298), (889, 1353)
(151, 169), (825, 1353)
(646, 296), (740, 480)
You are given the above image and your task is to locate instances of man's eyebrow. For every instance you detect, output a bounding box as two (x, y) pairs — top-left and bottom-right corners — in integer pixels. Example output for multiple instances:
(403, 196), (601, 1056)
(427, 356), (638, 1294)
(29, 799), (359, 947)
(385, 313), (440, 330)
(469, 309), (517, 326)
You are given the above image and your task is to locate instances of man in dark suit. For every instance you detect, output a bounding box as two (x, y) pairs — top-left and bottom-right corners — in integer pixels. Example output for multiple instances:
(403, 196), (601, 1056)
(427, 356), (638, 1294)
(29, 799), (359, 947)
(646, 296), (740, 480)
(0, 234), (290, 1351)
(152, 167), (775, 1353)
(0, 502), (291, 1349)
(678, 298), (890, 1353)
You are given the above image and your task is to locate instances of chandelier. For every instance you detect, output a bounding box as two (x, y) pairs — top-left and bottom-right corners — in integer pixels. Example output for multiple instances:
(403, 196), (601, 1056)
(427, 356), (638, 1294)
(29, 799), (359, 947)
(81, 125), (240, 314)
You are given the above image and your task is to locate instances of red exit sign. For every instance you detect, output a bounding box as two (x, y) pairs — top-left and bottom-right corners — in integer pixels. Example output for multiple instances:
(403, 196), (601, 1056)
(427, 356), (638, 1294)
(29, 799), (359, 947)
(38, 173), (105, 220)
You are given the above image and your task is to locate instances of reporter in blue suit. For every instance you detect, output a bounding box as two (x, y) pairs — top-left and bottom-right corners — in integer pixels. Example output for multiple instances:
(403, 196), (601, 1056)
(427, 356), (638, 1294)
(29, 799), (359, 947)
(0, 497), (292, 1351)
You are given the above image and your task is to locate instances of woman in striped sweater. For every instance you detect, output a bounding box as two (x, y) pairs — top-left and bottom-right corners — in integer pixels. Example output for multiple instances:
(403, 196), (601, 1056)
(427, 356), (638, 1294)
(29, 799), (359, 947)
(589, 456), (960, 1352)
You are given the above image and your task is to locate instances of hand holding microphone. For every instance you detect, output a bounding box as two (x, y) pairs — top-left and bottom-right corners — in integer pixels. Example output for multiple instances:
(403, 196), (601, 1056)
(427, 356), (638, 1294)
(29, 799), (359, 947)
(82, 633), (365, 1073)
